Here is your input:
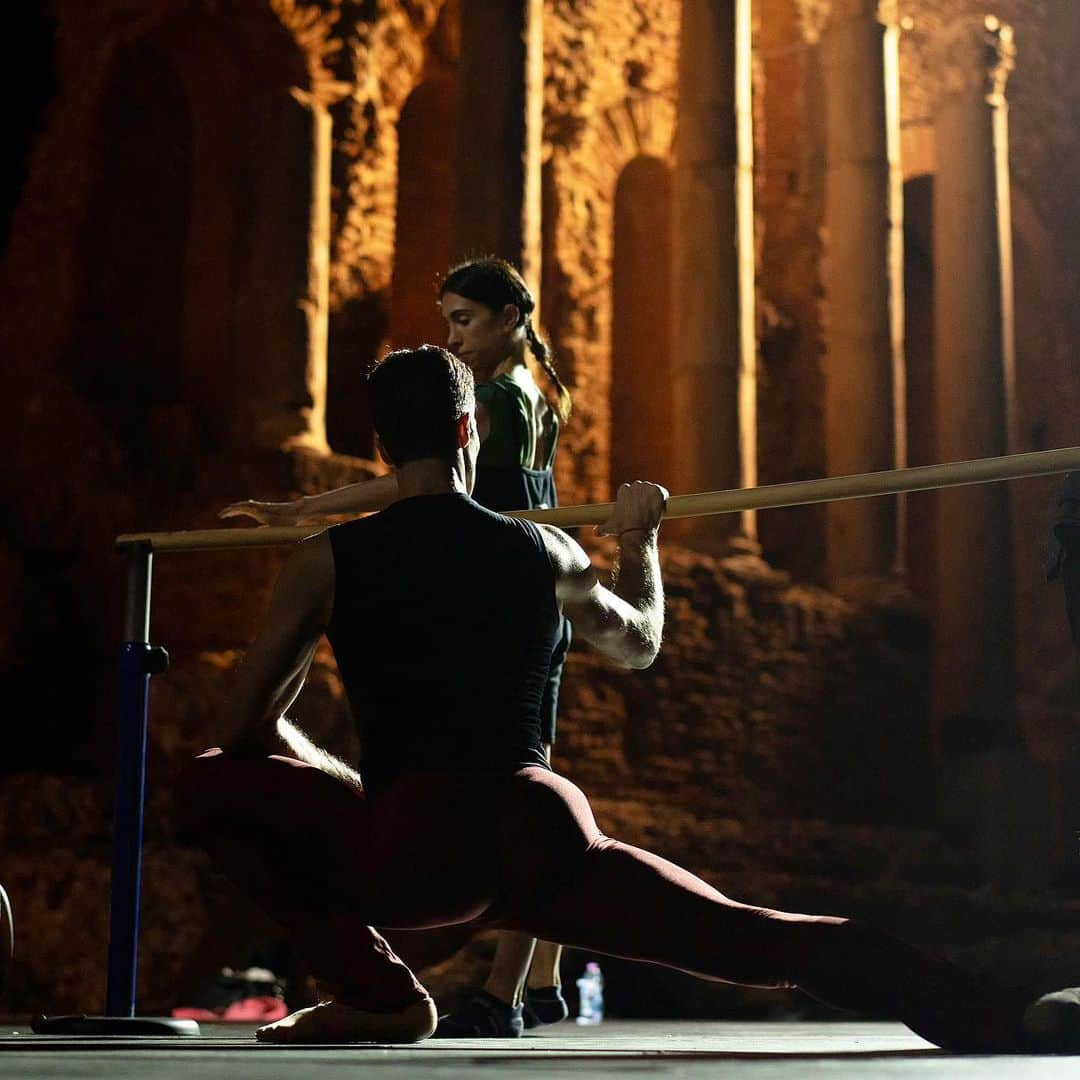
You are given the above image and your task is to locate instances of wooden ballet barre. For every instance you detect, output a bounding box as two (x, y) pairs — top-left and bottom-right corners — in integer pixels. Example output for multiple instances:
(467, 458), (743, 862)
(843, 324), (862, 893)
(116, 446), (1080, 553)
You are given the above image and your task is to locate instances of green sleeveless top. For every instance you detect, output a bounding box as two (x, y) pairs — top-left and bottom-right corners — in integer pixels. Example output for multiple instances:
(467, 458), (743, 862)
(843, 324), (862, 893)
(473, 369), (560, 514)
(473, 366), (570, 748)
(475, 369), (559, 471)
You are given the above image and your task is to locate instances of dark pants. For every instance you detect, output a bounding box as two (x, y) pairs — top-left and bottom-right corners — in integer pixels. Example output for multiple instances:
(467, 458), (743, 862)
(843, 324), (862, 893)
(179, 752), (1026, 1050)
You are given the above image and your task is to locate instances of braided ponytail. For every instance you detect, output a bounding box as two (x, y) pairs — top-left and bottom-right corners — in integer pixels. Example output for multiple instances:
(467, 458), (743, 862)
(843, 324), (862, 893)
(525, 320), (572, 424)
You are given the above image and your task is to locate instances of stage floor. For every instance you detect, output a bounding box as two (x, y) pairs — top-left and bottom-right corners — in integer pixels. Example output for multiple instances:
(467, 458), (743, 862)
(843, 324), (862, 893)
(0, 1020), (1073, 1078)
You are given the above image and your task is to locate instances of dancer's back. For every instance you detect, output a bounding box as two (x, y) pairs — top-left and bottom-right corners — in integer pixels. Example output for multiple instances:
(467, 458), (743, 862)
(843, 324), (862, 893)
(327, 493), (559, 793)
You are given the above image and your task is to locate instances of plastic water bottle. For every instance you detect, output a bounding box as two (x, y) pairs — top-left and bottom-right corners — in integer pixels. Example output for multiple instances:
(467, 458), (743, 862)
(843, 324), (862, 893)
(575, 961), (604, 1025)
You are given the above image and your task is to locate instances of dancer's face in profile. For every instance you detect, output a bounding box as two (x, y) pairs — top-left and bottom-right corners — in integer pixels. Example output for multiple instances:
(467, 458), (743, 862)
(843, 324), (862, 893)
(440, 292), (520, 380)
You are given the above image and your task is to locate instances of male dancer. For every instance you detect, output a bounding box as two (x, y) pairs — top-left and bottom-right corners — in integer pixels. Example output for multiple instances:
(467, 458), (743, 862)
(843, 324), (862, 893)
(181, 345), (1079, 1050)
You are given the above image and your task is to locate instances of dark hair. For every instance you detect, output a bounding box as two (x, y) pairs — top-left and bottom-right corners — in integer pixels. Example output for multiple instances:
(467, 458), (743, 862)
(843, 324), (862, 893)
(367, 345), (475, 465)
(440, 257), (572, 423)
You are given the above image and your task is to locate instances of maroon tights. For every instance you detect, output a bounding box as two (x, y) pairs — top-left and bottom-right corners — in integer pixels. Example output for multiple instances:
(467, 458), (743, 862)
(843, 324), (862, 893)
(178, 751), (1027, 1051)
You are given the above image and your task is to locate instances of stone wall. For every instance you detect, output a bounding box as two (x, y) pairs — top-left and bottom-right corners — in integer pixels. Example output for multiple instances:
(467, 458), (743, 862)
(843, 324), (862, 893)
(0, 0), (398, 771)
(542, 0), (679, 502)
(752, 0), (1080, 859)
(897, 0), (1080, 751)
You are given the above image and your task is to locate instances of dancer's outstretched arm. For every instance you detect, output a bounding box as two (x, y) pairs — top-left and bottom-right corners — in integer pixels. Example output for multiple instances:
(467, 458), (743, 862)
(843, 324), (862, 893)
(540, 480), (667, 670)
(220, 474), (399, 527)
(219, 402), (494, 526)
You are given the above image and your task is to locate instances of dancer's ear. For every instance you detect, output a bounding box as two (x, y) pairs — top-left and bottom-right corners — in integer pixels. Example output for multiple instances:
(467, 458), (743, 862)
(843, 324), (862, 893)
(501, 303), (521, 333)
(454, 412), (472, 450)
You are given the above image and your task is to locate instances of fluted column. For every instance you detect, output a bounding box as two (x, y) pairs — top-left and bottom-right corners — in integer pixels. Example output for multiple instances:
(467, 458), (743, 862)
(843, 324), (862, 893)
(801, 0), (906, 590)
(930, 16), (1023, 881)
(453, 0), (543, 291)
(672, 0), (757, 549)
(931, 16), (1017, 741)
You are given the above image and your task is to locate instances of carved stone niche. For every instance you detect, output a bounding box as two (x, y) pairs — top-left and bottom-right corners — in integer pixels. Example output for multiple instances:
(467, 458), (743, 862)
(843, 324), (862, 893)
(928, 14), (1016, 107)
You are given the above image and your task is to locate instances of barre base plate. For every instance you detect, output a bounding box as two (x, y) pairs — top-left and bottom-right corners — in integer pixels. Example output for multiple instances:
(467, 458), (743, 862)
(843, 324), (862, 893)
(32, 1014), (200, 1037)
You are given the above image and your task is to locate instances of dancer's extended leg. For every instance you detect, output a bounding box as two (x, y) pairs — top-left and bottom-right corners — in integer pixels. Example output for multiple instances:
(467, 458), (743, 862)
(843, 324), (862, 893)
(494, 768), (1030, 1052)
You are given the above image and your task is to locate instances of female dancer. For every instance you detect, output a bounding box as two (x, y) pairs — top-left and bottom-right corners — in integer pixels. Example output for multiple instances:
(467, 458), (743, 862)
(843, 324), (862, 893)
(222, 258), (573, 1037)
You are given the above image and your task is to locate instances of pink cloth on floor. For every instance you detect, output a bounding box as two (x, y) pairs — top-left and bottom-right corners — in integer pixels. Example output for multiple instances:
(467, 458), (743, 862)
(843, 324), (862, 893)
(171, 995), (288, 1023)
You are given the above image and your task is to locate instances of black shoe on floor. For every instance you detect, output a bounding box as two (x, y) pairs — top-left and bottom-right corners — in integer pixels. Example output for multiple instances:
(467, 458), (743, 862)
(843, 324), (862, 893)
(432, 990), (524, 1038)
(1023, 987), (1080, 1052)
(523, 985), (569, 1029)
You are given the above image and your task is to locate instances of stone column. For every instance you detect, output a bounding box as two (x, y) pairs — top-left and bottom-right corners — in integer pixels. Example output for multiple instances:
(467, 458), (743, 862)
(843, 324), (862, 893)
(802, 0), (905, 590)
(672, 0), (757, 548)
(453, 0), (543, 291)
(930, 17), (1025, 882)
(298, 89), (333, 453)
(235, 87), (333, 453)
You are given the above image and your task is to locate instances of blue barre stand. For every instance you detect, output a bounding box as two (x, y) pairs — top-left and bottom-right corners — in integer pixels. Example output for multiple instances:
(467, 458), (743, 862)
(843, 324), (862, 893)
(33, 542), (199, 1036)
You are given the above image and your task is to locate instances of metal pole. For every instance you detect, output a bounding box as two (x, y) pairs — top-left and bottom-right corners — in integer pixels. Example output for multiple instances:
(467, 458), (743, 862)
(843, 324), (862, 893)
(105, 542), (168, 1016)
(33, 545), (191, 1033)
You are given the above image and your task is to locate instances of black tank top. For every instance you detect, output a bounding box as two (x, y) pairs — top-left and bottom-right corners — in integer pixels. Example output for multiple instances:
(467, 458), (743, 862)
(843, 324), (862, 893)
(326, 493), (559, 793)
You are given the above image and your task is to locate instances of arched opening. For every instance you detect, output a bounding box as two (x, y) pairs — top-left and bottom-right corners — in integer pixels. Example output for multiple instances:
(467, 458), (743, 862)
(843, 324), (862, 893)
(325, 75), (459, 460)
(63, 11), (321, 466)
(65, 41), (193, 477)
(610, 156), (674, 494)
(165, 13), (320, 453)
(391, 77), (458, 349)
(903, 175), (935, 606)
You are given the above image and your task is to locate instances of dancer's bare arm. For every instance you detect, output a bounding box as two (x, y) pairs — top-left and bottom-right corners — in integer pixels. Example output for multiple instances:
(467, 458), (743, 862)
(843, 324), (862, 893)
(540, 481), (667, 670)
(220, 475), (399, 526)
(222, 533), (334, 755)
(218, 402), (493, 526)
